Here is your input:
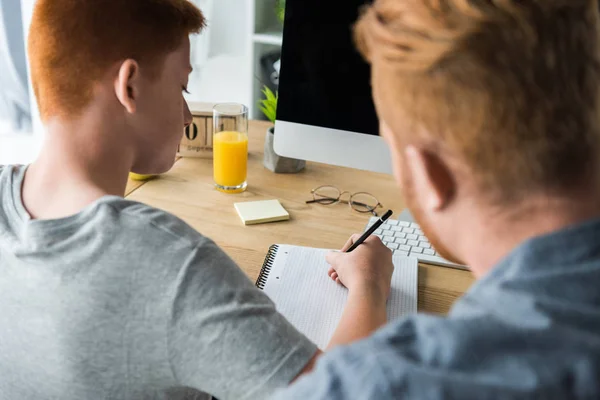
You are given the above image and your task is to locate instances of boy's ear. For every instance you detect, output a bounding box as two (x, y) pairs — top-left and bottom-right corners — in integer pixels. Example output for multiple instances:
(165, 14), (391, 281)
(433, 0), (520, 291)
(114, 59), (140, 114)
(403, 145), (456, 211)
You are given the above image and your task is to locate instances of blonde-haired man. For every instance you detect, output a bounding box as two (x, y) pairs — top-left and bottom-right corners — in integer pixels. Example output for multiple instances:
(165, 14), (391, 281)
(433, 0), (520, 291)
(275, 0), (600, 398)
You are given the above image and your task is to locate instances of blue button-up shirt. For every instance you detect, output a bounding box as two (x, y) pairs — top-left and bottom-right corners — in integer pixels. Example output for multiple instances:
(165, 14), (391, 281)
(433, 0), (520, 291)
(273, 218), (600, 399)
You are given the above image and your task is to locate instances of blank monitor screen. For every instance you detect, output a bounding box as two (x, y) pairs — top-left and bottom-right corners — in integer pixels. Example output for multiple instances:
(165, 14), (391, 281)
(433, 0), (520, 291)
(276, 0), (379, 139)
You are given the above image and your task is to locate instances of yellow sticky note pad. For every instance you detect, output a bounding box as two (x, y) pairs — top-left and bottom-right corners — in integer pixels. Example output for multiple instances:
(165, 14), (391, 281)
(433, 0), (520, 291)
(234, 200), (290, 225)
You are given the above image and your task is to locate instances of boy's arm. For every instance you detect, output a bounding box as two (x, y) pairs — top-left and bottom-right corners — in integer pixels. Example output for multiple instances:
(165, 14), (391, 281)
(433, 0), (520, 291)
(292, 234), (394, 379)
(167, 238), (319, 399)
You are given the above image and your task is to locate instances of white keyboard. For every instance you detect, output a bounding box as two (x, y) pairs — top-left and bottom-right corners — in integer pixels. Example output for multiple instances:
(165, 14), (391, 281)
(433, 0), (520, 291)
(365, 214), (468, 271)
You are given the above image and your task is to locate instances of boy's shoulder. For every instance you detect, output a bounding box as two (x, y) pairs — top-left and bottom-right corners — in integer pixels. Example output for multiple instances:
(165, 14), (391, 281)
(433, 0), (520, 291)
(0, 164), (210, 260)
(97, 196), (205, 250)
(0, 164), (14, 181)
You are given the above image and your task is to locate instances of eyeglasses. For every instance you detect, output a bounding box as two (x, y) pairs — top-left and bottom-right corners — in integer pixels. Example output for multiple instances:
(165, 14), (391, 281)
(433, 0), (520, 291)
(306, 185), (383, 216)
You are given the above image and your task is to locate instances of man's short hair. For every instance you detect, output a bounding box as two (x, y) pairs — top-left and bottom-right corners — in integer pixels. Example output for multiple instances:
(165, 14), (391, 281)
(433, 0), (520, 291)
(29, 0), (206, 121)
(356, 0), (600, 201)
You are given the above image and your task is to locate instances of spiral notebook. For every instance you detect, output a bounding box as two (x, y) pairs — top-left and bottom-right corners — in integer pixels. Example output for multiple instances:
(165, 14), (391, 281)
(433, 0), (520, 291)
(256, 244), (418, 349)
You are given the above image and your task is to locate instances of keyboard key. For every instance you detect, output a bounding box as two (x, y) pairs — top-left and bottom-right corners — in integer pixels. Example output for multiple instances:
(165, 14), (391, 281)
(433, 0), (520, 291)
(375, 229), (383, 235)
(387, 219), (398, 226)
(407, 240), (419, 246)
(406, 234), (418, 240)
(402, 227), (415, 234)
(364, 217), (468, 270)
(414, 229), (423, 236)
(411, 247), (423, 254)
(388, 242), (399, 250)
(383, 236), (394, 243)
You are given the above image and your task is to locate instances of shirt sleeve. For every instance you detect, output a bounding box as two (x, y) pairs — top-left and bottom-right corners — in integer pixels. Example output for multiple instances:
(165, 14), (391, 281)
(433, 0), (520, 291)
(269, 315), (458, 399)
(167, 238), (318, 400)
(269, 313), (558, 400)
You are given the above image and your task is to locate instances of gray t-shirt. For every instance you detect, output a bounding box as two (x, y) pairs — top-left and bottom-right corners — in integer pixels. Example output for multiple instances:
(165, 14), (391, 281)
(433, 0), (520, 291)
(0, 165), (317, 400)
(273, 214), (600, 399)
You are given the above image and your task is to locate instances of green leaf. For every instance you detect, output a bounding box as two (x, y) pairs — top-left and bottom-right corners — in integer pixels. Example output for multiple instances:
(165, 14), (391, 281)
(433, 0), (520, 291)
(260, 105), (276, 123)
(276, 0), (286, 23)
(258, 85), (278, 123)
(262, 86), (277, 103)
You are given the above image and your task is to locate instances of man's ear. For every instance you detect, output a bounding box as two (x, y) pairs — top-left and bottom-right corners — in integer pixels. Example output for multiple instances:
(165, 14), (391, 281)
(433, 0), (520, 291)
(114, 59), (140, 114)
(403, 145), (456, 211)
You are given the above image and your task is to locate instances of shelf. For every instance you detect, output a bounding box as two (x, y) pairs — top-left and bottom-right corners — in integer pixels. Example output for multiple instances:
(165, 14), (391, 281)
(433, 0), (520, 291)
(253, 30), (283, 46)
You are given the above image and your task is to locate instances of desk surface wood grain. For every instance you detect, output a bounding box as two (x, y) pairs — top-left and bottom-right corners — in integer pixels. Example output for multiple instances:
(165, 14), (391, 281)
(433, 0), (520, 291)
(125, 179), (146, 197)
(126, 120), (475, 314)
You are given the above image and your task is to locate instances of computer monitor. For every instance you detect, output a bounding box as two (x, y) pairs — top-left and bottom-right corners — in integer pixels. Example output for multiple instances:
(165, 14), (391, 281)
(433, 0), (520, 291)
(274, 0), (392, 174)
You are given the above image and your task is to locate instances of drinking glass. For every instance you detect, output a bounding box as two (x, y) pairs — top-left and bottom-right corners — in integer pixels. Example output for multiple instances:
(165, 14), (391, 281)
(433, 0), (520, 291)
(213, 103), (249, 193)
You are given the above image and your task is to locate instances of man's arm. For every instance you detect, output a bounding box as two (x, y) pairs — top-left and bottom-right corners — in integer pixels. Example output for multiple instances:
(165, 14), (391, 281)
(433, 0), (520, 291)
(326, 284), (388, 350)
(325, 234), (394, 349)
(292, 235), (394, 380)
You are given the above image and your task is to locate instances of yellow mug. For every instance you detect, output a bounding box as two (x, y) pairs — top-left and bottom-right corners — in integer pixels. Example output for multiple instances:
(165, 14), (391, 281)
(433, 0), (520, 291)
(129, 172), (156, 181)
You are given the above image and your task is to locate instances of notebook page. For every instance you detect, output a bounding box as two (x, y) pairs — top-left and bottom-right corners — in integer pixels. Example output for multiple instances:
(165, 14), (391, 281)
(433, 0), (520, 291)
(262, 245), (418, 349)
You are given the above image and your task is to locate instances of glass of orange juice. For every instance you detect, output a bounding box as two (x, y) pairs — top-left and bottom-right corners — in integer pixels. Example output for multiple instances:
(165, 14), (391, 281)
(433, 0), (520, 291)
(213, 103), (249, 193)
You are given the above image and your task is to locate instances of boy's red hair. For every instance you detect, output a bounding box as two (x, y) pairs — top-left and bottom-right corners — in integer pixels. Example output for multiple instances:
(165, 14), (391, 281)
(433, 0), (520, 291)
(29, 0), (206, 121)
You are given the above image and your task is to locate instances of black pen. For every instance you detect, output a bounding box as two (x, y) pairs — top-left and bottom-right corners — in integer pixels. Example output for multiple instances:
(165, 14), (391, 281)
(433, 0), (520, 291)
(346, 210), (393, 253)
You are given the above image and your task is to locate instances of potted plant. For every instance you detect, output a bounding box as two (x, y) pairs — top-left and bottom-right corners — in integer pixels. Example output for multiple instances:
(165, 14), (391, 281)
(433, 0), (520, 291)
(260, 86), (306, 173)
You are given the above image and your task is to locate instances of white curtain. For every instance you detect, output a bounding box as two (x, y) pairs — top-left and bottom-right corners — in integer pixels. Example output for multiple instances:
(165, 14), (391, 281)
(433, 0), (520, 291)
(0, 0), (42, 165)
(0, 0), (32, 135)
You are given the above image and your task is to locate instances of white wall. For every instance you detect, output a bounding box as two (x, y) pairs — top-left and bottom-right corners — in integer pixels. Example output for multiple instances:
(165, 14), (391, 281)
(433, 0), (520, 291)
(185, 0), (252, 110)
(0, 0), (42, 165)
(207, 0), (248, 58)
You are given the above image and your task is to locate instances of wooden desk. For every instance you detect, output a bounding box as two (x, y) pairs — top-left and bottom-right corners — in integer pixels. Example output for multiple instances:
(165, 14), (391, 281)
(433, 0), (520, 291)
(125, 179), (146, 197)
(126, 120), (474, 314)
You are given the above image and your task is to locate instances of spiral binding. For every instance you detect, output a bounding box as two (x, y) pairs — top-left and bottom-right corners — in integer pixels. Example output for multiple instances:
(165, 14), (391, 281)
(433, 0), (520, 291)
(256, 244), (279, 289)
